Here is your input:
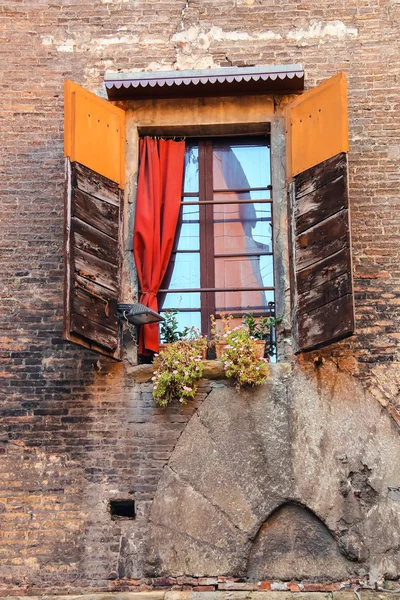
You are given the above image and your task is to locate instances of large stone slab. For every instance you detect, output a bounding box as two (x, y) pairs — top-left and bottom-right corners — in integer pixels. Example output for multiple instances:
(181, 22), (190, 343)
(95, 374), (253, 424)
(146, 362), (400, 581)
(247, 504), (357, 580)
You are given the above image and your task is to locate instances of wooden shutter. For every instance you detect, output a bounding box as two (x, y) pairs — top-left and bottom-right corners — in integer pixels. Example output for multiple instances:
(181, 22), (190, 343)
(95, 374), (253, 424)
(286, 72), (355, 353)
(63, 81), (125, 359)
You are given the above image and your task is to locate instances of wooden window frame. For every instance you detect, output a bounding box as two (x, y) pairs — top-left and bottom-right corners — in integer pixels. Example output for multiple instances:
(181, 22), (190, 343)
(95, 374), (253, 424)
(157, 135), (275, 339)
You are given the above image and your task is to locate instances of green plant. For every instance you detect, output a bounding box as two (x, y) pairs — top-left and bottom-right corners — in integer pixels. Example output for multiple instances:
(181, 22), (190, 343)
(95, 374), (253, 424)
(242, 313), (282, 340)
(152, 337), (207, 407)
(221, 327), (269, 391)
(160, 310), (184, 343)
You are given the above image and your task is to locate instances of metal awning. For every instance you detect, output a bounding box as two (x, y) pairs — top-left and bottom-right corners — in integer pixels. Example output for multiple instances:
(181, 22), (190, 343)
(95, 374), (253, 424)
(104, 64), (304, 100)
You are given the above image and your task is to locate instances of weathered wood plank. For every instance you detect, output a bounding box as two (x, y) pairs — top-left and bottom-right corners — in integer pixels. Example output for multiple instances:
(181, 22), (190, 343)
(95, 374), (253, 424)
(72, 277), (119, 330)
(71, 217), (118, 264)
(72, 162), (121, 206)
(73, 247), (118, 292)
(297, 294), (355, 351)
(297, 273), (351, 316)
(71, 313), (118, 351)
(296, 248), (351, 296)
(296, 209), (349, 271)
(295, 152), (347, 198)
(295, 175), (347, 234)
(72, 188), (119, 239)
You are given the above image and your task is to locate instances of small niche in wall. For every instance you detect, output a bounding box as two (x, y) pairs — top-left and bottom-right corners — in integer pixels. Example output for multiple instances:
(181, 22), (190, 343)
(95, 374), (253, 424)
(109, 499), (136, 520)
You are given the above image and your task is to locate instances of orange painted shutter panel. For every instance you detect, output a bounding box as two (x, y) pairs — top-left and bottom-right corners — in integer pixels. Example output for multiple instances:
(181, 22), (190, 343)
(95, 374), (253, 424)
(64, 80), (125, 188)
(286, 72), (348, 178)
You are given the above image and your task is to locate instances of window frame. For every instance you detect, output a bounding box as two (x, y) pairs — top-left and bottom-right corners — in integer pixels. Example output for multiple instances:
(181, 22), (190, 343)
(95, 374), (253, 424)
(157, 135), (276, 339)
(123, 99), (289, 361)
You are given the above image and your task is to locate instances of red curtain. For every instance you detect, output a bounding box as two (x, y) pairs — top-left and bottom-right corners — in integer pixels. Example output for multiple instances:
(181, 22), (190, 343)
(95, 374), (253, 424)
(133, 137), (185, 354)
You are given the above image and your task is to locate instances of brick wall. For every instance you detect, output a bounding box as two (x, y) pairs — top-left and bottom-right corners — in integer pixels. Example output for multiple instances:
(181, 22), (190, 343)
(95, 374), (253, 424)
(0, 0), (399, 593)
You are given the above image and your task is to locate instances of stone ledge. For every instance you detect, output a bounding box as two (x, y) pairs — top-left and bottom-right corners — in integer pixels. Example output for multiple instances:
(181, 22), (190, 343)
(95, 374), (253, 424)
(126, 361), (291, 383)
(2, 591), (395, 600)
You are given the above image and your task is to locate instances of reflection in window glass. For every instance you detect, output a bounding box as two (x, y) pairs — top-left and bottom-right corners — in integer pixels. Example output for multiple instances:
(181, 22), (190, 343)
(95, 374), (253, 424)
(215, 289), (275, 313)
(214, 203), (272, 255)
(213, 190), (271, 201)
(215, 255), (274, 290)
(160, 311), (201, 340)
(160, 136), (276, 355)
(168, 253), (200, 289)
(183, 145), (199, 193)
(162, 292), (201, 310)
(176, 205), (200, 251)
(213, 142), (270, 190)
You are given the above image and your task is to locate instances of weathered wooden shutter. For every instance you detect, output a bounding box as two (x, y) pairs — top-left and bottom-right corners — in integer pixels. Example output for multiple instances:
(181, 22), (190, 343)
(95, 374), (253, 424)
(63, 81), (125, 359)
(286, 72), (355, 353)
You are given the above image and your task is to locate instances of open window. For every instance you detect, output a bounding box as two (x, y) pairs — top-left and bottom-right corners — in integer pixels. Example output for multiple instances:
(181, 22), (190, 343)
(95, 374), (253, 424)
(62, 68), (355, 360)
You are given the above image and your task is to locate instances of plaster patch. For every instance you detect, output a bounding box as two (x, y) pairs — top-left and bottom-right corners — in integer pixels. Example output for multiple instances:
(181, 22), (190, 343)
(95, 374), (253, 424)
(174, 53), (217, 71)
(287, 20), (358, 42)
(94, 35), (139, 48)
(41, 35), (54, 46)
(172, 25), (281, 46)
(56, 39), (75, 52)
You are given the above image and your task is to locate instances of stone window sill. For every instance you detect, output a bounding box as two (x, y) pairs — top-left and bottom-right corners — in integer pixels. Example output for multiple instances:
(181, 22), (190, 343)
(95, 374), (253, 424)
(127, 360), (291, 383)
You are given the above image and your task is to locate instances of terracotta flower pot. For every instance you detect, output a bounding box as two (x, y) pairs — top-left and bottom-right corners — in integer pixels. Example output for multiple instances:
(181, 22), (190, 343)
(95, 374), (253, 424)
(158, 343), (207, 359)
(216, 339), (265, 359)
(215, 341), (227, 359)
(254, 339), (266, 358)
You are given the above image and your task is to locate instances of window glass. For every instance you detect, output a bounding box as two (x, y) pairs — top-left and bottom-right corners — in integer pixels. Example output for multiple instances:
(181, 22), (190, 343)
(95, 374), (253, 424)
(175, 205), (200, 251)
(183, 145), (199, 193)
(159, 136), (275, 348)
(162, 292), (201, 310)
(214, 202), (272, 255)
(168, 253), (200, 289)
(213, 142), (270, 189)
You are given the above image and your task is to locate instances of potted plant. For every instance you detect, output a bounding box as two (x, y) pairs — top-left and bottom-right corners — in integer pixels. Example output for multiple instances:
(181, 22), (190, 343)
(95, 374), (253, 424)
(210, 312), (234, 359)
(160, 311), (207, 358)
(160, 310), (184, 346)
(242, 313), (282, 358)
(220, 327), (269, 390)
(152, 337), (206, 407)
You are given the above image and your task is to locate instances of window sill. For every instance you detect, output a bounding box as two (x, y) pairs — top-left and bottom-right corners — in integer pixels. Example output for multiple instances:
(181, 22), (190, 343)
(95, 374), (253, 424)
(126, 360), (291, 383)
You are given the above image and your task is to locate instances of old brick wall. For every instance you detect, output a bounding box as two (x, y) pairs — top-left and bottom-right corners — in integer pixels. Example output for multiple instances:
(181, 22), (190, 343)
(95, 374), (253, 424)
(0, 0), (399, 594)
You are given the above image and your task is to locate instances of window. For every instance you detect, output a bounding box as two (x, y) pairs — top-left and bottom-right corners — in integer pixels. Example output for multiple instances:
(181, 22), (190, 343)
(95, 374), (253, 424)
(62, 70), (355, 361)
(159, 137), (275, 339)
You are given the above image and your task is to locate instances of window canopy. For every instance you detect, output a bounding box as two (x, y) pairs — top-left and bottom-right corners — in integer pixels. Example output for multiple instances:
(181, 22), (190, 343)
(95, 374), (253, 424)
(104, 64), (304, 100)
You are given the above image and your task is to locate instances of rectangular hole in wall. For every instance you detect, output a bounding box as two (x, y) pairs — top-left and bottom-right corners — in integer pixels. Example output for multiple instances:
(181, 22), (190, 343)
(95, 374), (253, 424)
(109, 499), (136, 520)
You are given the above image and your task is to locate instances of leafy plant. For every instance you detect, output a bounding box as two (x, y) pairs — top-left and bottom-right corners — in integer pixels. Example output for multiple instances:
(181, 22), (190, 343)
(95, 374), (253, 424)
(221, 327), (269, 391)
(152, 337), (207, 407)
(242, 312), (282, 340)
(160, 310), (184, 343)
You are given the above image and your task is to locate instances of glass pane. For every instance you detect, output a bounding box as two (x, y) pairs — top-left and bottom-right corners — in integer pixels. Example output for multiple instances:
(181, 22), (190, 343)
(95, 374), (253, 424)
(213, 190), (271, 200)
(161, 292), (201, 310)
(159, 311), (201, 341)
(215, 289), (275, 313)
(168, 253), (200, 289)
(183, 145), (199, 193)
(215, 255), (274, 289)
(175, 205), (199, 251)
(214, 202), (272, 255)
(213, 141), (270, 190)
